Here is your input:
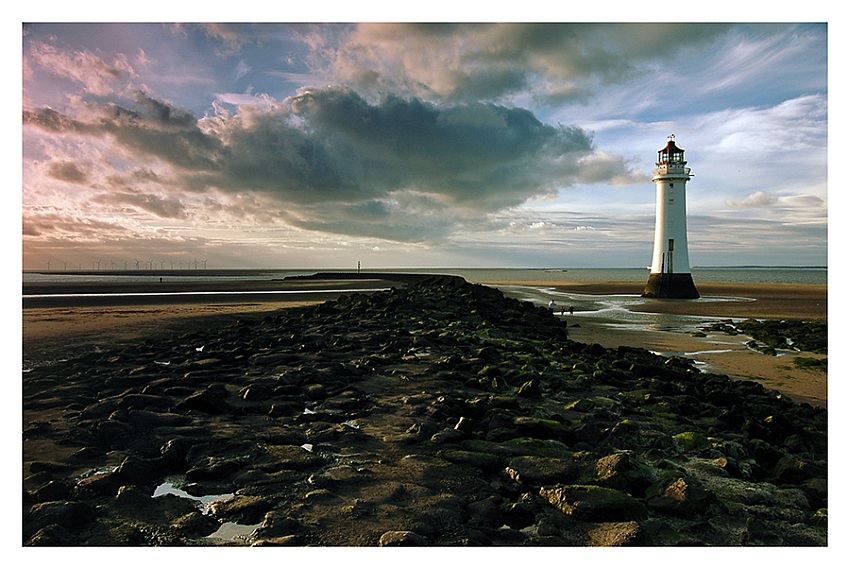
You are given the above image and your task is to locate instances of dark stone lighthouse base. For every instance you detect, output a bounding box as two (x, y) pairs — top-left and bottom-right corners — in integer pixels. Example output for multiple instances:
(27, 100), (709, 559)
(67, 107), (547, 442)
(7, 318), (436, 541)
(642, 273), (700, 299)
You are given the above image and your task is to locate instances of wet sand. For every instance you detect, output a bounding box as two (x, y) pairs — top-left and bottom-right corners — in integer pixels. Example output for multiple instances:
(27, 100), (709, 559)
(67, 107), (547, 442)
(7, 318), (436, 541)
(22, 276), (828, 408)
(491, 281), (827, 408)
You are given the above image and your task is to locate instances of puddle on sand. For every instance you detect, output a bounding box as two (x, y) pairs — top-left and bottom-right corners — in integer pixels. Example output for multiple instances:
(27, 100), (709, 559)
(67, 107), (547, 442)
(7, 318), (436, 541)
(152, 480), (233, 513)
(152, 478), (261, 543)
(205, 521), (262, 544)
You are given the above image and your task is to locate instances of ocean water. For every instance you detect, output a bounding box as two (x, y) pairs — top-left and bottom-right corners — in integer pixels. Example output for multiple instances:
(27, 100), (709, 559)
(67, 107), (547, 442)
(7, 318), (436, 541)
(22, 266), (827, 286)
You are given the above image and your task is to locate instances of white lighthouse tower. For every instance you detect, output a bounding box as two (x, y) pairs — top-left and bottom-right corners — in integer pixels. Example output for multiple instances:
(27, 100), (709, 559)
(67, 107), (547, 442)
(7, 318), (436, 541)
(642, 134), (699, 299)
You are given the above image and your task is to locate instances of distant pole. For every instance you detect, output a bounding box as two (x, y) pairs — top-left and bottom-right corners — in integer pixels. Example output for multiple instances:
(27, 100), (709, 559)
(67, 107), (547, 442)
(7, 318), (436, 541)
(357, 261), (361, 274)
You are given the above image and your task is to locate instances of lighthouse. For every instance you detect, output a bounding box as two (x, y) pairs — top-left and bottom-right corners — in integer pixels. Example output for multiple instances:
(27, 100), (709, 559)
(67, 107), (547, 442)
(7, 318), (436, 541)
(642, 135), (699, 299)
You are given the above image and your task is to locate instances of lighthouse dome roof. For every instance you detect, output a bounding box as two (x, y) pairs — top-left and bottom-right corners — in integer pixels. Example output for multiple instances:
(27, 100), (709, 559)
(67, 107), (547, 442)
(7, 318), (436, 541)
(659, 139), (685, 154)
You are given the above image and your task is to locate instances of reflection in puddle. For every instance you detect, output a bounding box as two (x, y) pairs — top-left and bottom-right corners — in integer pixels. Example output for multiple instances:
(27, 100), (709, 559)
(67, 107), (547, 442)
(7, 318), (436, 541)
(153, 478), (260, 543)
(152, 480), (233, 513)
(206, 521), (262, 544)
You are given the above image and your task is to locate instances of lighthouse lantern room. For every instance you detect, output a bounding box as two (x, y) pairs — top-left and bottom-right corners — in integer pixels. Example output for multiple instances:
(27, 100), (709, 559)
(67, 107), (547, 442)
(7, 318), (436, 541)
(642, 134), (700, 299)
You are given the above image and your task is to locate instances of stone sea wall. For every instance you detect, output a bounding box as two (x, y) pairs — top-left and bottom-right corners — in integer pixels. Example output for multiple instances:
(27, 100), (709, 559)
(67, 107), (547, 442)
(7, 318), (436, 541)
(23, 276), (827, 546)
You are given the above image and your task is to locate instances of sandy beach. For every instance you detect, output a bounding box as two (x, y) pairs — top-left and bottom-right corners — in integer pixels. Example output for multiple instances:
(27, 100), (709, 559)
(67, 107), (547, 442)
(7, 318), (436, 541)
(22, 276), (827, 408)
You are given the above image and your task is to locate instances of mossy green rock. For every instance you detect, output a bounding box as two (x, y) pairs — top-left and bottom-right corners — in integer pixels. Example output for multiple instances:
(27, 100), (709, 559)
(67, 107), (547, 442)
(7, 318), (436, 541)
(672, 431), (710, 451)
(539, 484), (648, 521)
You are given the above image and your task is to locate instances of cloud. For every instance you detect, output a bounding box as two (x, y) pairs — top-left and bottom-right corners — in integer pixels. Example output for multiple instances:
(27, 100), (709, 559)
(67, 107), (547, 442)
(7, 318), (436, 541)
(725, 191), (776, 209)
(235, 60), (251, 81)
(170, 23), (258, 57)
(90, 191), (187, 219)
(315, 23), (733, 104)
(25, 86), (643, 243)
(46, 161), (88, 183)
(26, 40), (138, 97)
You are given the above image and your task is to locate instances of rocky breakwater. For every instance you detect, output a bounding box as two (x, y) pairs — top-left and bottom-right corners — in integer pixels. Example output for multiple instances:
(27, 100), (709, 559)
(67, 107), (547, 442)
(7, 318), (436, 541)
(23, 276), (827, 546)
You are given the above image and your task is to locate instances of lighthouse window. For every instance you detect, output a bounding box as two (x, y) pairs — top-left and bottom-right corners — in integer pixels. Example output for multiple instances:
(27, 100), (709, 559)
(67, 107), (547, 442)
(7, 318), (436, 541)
(669, 183), (674, 188)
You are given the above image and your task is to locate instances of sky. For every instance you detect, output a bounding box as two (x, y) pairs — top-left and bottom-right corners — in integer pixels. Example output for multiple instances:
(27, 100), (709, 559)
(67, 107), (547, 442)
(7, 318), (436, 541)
(19, 14), (831, 270)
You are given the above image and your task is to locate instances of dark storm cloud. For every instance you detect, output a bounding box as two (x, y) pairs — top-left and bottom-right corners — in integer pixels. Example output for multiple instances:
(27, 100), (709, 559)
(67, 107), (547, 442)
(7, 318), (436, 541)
(98, 96), (225, 171)
(280, 87), (594, 208)
(23, 86), (635, 242)
(324, 23), (734, 104)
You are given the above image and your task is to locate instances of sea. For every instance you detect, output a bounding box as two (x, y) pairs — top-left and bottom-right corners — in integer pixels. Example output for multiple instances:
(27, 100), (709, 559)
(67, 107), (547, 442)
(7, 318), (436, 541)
(21, 266), (827, 286)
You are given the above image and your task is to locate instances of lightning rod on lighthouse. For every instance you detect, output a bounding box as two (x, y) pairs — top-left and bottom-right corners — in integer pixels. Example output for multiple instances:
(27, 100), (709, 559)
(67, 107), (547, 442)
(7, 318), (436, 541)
(642, 134), (700, 299)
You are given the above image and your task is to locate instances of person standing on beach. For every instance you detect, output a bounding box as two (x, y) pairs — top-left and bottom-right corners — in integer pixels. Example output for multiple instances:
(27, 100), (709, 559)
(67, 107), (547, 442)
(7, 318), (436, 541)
(549, 300), (557, 312)
(569, 306), (574, 316)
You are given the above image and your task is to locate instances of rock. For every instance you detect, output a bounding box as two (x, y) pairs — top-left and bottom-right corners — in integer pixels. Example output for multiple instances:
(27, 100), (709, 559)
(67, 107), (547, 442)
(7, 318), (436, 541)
(378, 530), (429, 546)
(505, 455), (577, 486)
(25, 501), (96, 538)
(208, 495), (272, 525)
(511, 416), (571, 440)
(32, 480), (70, 503)
(516, 380), (541, 398)
(467, 496), (504, 527)
(170, 511), (221, 537)
(24, 523), (78, 546)
(586, 521), (643, 546)
(255, 510), (306, 539)
(771, 455), (827, 484)
(73, 469), (122, 499)
(539, 485), (648, 522)
(430, 428), (465, 444)
(176, 387), (231, 415)
(159, 437), (192, 468)
(114, 485), (157, 510)
(252, 535), (304, 546)
(647, 477), (717, 517)
(116, 456), (160, 487)
(594, 452), (656, 496)
(186, 457), (242, 482)
(126, 409), (192, 428)
(672, 431), (711, 452)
